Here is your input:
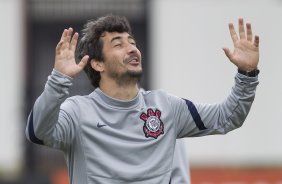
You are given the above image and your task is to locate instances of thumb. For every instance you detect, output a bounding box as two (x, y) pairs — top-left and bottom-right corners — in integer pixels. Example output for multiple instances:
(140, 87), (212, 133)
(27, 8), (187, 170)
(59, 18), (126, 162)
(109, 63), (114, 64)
(77, 55), (89, 69)
(222, 47), (232, 61)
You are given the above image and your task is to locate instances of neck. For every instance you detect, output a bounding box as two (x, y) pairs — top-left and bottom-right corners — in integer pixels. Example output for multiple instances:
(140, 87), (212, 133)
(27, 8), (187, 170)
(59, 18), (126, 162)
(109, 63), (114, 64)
(99, 78), (139, 101)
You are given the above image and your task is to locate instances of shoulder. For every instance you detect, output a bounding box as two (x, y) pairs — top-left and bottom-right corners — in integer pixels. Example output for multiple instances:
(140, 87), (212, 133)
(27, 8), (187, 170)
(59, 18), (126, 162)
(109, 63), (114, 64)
(140, 89), (169, 98)
(140, 89), (185, 104)
(60, 95), (91, 112)
(65, 94), (89, 103)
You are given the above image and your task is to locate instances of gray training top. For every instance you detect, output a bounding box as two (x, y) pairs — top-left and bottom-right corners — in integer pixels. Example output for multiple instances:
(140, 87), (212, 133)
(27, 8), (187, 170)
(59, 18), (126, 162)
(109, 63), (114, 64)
(26, 69), (259, 184)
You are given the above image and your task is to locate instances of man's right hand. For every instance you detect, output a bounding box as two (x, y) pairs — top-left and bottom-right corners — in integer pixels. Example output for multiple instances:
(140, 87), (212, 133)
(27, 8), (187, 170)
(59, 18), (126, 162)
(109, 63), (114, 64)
(54, 28), (89, 78)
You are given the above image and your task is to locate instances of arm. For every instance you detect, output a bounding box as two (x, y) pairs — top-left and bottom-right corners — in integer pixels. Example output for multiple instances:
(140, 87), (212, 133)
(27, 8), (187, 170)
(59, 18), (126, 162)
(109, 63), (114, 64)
(25, 28), (88, 149)
(174, 18), (260, 137)
(175, 73), (258, 137)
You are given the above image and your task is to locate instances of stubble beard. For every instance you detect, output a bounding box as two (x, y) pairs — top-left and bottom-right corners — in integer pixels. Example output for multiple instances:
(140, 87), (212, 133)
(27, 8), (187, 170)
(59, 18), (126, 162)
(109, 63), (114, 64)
(109, 68), (143, 87)
(104, 55), (143, 87)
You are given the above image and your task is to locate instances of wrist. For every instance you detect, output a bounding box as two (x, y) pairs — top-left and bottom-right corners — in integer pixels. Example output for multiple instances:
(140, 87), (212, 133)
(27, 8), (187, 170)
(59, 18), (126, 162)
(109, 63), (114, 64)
(238, 68), (260, 77)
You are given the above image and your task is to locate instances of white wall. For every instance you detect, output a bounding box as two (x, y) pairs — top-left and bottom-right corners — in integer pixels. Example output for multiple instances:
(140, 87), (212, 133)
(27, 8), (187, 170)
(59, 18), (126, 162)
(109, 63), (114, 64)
(150, 0), (282, 167)
(0, 0), (24, 177)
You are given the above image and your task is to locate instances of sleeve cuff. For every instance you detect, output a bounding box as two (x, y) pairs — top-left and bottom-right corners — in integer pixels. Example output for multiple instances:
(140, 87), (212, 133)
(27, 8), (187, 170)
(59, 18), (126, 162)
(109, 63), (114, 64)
(52, 69), (74, 81)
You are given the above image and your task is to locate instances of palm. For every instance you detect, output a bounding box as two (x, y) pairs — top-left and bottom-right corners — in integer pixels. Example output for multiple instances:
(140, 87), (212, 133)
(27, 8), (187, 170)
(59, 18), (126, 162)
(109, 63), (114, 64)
(223, 18), (259, 71)
(54, 28), (88, 78)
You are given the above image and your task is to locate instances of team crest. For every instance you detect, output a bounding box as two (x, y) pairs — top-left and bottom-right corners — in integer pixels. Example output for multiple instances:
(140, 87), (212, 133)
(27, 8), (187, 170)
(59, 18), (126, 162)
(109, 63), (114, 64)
(140, 108), (164, 139)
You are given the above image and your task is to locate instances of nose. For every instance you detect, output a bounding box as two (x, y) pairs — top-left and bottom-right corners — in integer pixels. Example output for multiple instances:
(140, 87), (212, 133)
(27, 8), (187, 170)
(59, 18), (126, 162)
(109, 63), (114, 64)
(126, 42), (138, 54)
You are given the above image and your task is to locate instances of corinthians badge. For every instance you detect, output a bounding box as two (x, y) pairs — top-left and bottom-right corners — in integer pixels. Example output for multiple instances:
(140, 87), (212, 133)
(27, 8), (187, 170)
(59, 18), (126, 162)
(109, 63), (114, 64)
(140, 108), (164, 139)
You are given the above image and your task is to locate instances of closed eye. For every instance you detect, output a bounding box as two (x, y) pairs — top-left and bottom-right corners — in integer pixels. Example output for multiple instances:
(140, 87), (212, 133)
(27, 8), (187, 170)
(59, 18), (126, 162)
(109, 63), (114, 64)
(114, 43), (122, 47)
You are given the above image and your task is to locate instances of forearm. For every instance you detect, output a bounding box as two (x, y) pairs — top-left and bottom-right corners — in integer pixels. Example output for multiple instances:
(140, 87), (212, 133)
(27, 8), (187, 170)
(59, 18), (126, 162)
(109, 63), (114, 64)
(197, 73), (259, 134)
(176, 72), (259, 138)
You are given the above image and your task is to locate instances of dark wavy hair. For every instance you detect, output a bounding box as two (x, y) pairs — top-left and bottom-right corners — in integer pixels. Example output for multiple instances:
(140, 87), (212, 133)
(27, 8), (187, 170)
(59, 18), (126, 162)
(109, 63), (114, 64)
(76, 15), (132, 88)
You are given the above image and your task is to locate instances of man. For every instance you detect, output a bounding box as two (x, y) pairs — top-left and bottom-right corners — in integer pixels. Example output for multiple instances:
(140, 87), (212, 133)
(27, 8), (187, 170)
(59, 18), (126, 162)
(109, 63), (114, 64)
(26, 15), (259, 184)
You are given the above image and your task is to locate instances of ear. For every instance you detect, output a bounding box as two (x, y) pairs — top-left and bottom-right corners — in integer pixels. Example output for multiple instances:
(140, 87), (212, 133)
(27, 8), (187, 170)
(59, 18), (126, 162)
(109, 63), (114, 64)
(91, 59), (104, 72)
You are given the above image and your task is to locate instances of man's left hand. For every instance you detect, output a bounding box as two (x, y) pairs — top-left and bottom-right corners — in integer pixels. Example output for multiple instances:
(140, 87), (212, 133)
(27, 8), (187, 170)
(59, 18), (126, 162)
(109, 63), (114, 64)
(223, 18), (259, 71)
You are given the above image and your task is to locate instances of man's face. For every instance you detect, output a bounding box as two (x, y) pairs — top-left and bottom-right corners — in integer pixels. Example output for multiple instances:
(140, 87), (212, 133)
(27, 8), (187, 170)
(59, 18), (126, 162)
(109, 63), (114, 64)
(99, 31), (142, 82)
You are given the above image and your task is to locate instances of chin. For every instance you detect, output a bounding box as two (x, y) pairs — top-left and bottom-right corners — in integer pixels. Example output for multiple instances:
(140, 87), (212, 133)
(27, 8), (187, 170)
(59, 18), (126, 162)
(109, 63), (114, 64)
(127, 69), (143, 78)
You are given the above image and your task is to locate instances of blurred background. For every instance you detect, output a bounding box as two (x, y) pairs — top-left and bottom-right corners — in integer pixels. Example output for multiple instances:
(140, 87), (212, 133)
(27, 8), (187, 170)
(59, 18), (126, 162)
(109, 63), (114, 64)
(1, 0), (282, 183)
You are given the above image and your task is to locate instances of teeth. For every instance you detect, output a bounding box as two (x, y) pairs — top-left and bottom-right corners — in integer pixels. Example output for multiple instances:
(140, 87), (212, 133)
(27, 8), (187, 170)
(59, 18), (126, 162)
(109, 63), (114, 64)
(129, 58), (138, 63)
(126, 55), (140, 64)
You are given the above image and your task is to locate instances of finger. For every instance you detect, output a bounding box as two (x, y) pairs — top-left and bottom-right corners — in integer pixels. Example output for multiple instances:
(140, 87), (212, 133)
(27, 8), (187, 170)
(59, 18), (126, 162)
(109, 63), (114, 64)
(66, 27), (73, 43)
(77, 55), (89, 69)
(238, 18), (246, 39)
(70, 32), (79, 51)
(228, 23), (239, 44)
(60, 29), (68, 42)
(222, 47), (233, 62)
(253, 35), (259, 47)
(246, 23), (253, 42)
(56, 40), (64, 55)
(59, 28), (70, 50)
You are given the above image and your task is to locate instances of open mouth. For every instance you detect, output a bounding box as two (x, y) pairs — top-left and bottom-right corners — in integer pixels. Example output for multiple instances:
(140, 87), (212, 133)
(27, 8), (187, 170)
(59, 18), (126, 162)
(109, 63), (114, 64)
(126, 56), (140, 66)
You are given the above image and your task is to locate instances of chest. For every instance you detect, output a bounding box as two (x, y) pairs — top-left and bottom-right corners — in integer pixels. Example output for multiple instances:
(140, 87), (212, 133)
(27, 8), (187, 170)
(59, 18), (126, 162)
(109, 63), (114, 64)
(81, 105), (175, 139)
(72, 99), (177, 175)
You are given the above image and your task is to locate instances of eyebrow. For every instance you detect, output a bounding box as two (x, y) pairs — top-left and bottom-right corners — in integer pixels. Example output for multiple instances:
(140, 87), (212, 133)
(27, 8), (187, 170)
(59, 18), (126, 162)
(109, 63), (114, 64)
(110, 35), (135, 43)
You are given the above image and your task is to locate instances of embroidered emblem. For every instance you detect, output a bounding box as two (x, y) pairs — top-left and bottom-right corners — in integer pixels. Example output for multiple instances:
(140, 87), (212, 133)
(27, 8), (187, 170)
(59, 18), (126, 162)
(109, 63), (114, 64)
(140, 109), (164, 139)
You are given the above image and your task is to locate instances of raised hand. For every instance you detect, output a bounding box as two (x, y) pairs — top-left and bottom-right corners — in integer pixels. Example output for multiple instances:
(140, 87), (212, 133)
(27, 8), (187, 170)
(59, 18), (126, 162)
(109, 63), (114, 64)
(223, 18), (259, 71)
(55, 28), (89, 78)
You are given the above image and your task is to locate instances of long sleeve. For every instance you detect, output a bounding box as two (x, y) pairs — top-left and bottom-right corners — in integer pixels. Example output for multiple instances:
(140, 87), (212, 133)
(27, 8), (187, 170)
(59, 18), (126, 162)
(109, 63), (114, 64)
(173, 73), (259, 138)
(25, 69), (75, 150)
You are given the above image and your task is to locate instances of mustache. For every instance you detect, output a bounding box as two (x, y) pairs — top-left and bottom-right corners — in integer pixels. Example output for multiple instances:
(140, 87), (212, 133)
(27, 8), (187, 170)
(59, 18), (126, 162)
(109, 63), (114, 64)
(124, 54), (140, 63)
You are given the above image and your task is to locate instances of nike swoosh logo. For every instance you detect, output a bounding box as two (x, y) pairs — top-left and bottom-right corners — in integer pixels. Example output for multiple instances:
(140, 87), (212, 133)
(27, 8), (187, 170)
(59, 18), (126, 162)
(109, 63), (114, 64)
(97, 122), (107, 128)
